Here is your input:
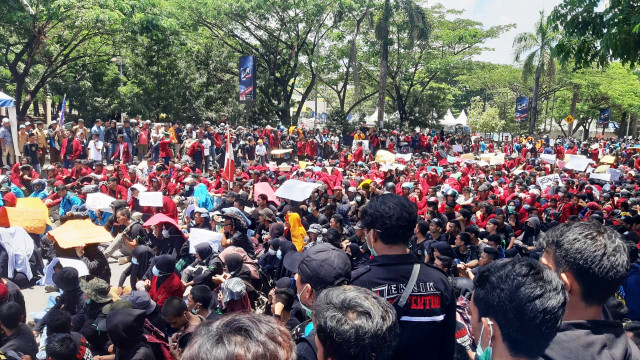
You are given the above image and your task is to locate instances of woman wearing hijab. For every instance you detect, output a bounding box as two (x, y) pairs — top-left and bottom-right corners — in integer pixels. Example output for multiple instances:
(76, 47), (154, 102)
(285, 212), (306, 251)
(181, 243), (216, 285)
(273, 241), (297, 280)
(346, 243), (366, 270)
(258, 227), (281, 280)
(106, 308), (155, 360)
(147, 255), (184, 308)
(117, 245), (154, 295)
(222, 277), (252, 313)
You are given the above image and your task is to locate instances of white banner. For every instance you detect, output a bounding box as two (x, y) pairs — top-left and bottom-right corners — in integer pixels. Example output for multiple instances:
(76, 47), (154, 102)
(540, 154), (556, 164)
(274, 180), (321, 202)
(85, 193), (116, 212)
(564, 156), (592, 171)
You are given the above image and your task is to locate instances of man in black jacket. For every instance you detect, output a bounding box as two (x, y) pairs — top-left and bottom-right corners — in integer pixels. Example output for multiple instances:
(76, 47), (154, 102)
(351, 194), (456, 360)
(540, 221), (640, 359)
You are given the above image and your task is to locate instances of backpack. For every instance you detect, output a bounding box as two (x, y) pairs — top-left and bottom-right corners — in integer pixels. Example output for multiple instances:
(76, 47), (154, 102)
(143, 319), (174, 360)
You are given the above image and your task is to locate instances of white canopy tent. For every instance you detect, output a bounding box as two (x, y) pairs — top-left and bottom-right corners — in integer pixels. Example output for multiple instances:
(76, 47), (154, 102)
(0, 92), (21, 160)
(440, 109), (467, 129)
(456, 110), (468, 126)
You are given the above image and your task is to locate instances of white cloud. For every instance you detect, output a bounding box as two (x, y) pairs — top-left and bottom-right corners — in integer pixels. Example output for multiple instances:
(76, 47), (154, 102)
(443, 0), (563, 65)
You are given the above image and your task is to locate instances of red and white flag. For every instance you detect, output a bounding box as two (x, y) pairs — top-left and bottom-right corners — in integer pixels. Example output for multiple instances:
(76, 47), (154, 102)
(222, 129), (235, 181)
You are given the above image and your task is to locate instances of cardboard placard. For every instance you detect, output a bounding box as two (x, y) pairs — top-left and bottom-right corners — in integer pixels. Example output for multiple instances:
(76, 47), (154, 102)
(85, 193), (116, 212)
(48, 219), (113, 248)
(564, 156), (591, 171)
(453, 145), (463, 153)
(254, 182), (280, 206)
(589, 172), (611, 182)
(540, 154), (556, 164)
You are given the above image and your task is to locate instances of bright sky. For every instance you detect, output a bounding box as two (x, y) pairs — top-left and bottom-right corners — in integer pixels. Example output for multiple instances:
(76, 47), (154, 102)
(448, 0), (563, 65)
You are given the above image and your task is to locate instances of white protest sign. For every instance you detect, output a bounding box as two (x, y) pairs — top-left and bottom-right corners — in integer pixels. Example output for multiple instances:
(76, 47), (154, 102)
(274, 180), (322, 202)
(40, 258), (90, 286)
(540, 154), (556, 164)
(395, 153), (412, 162)
(589, 172), (611, 182)
(85, 193), (116, 212)
(351, 140), (370, 154)
(564, 156), (592, 171)
(606, 168), (622, 182)
(189, 228), (223, 254)
(453, 145), (463, 153)
(138, 191), (163, 207)
(536, 174), (561, 191)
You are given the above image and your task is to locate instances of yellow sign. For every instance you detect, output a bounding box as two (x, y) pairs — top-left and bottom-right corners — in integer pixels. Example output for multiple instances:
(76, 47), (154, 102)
(565, 115), (575, 124)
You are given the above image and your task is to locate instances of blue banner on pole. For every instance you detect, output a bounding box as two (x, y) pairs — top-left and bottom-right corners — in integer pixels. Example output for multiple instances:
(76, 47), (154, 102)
(515, 97), (529, 122)
(239, 55), (256, 102)
(599, 108), (610, 126)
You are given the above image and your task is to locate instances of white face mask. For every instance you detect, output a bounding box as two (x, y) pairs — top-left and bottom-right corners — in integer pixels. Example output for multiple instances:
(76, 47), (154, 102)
(268, 248), (276, 256)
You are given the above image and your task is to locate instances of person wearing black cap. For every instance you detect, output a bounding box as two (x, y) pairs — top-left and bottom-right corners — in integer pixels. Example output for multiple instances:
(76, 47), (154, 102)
(351, 194), (456, 360)
(282, 243), (351, 360)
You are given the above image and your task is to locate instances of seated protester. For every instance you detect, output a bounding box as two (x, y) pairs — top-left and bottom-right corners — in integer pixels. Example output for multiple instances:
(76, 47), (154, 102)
(188, 208), (212, 231)
(323, 228), (343, 249)
(124, 290), (167, 335)
(540, 222), (640, 359)
(147, 220), (185, 257)
(181, 243), (216, 286)
(147, 255), (185, 308)
(56, 185), (83, 218)
(272, 288), (300, 332)
(74, 278), (113, 355)
(74, 244), (110, 283)
(106, 308), (156, 360)
(314, 285), (400, 360)
(221, 277), (252, 313)
(216, 253), (261, 307)
(45, 333), (79, 360)
(434, 255), (455, 278)
(345, 243), (366, 270)
(117, 245), (154, 295)
(162, 296), (203, 353)
(222, 214), (255, 259)
(0, 302), (38, 359)
(351, 194), (456, 360)
(304, 224), (324, 249)
(274, 241), (298, 280)
(104, 207), (145, 262)
(513, 216), (543, 258)
(486, 234), (505, 259)
(463, 247), (499, 280)
(258, 237), (281, 280)
(472, 258), (567, 360)
(181, 312), (295, 360)
(42, 309), (92, 360)
(29, 178), (48, 200)
(281, 243), (352, 360)
(453, 232), (479, 266)
(34, 268), (84, 334)
(0, 186), (16, 207)
(0, 278), (25, 324)
(187, 285), (218, 321)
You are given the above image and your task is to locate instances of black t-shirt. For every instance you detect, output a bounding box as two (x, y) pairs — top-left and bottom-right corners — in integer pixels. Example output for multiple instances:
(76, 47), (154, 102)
(244, 144), (256, 160)
(23, 142), (39, 164)
(453, 246), (479, 264)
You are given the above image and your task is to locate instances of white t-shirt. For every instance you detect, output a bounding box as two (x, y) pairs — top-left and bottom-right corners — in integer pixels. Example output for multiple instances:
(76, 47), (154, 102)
(256, 144), (267, 156)
(88, 140), (103, 161)
(202, 139), (211, 156)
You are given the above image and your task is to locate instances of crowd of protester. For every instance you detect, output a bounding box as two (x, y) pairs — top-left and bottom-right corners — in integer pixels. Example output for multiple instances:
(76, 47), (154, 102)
(0, 115), (636, 359)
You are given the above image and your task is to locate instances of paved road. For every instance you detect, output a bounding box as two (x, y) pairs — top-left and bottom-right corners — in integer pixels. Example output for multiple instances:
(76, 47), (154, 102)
(23, 259), (128, 323)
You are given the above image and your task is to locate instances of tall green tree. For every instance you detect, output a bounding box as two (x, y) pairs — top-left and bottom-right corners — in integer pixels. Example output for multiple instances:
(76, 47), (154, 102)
(0, 0), (136, 120)
(374, 0), (430, 129)
(513, 10), (559, 134)
(550, 0), (640, 69)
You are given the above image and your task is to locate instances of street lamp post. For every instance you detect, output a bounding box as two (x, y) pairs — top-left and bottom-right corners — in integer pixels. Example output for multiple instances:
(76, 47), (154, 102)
(111, 56), (123, 122)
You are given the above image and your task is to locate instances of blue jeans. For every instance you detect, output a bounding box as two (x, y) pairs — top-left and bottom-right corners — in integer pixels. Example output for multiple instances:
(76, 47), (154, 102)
(62, 158), (73, 169)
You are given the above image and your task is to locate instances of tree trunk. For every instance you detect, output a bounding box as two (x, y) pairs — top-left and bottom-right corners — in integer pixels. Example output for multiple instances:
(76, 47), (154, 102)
(33, 100), (40, 117)
(529, 65), (541, 134)
(632, 114), (638, 138)
(377, 0), (391, 130)
(619, 111), (627, 138)
(568, 91), (578, 135)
